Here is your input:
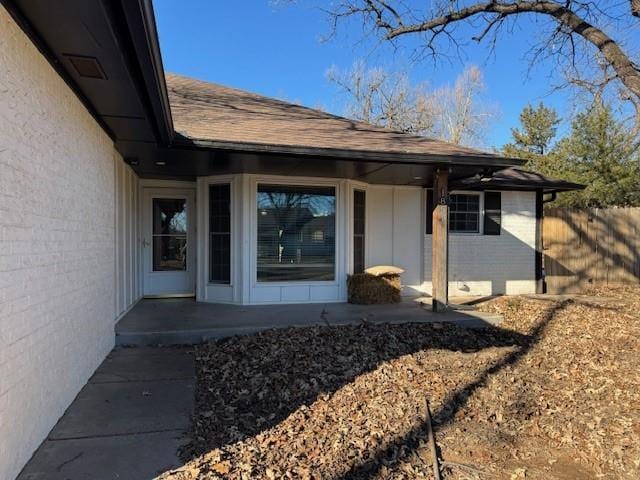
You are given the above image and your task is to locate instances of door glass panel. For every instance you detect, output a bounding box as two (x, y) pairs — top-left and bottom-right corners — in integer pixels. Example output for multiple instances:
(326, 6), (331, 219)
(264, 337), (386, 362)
(152, 198), (187, 271)
(153, 198), (187, 234)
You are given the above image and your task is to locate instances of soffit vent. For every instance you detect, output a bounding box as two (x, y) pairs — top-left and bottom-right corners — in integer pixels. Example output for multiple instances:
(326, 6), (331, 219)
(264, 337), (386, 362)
(65, 55), (107, 79)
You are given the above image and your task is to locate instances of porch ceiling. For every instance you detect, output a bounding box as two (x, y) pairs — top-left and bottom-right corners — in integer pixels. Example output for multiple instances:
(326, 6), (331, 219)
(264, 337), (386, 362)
(117, 141), (509, 186)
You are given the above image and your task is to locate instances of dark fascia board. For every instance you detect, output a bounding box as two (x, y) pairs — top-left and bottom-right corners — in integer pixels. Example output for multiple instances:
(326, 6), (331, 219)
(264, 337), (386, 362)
(0, 0), (115, 140)
(117, 0), (173, 145)
(172, 136), (525, 168)
(449, 180), (586, 193)
(101, 0), (173, 145)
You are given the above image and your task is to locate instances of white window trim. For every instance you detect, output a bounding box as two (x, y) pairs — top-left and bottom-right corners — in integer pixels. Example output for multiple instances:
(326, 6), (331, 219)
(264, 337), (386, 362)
(249, 175), (343, 287)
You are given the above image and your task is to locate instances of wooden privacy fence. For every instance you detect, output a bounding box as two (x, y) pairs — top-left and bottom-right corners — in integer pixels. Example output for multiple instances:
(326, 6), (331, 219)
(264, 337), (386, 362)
(543, 207), (640, 294)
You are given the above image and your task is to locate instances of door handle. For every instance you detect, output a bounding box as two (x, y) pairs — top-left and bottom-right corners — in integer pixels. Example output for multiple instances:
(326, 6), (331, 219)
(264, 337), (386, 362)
(142, 239), (150, 248)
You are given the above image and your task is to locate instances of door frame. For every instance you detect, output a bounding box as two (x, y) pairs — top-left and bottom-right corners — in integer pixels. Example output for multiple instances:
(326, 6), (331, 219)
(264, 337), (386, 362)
(139, 180), (197, 298)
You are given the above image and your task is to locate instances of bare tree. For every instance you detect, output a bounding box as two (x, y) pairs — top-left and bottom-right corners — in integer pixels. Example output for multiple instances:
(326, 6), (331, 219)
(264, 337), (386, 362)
(431, 65), (496, 145)
(326, 1), (640, 128)
(326, 61), (437, 135)
(327, 62), (495, 145)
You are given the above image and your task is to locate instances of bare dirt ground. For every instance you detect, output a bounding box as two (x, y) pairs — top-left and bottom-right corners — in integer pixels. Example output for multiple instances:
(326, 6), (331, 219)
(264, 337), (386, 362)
(159, 285), (640, 479)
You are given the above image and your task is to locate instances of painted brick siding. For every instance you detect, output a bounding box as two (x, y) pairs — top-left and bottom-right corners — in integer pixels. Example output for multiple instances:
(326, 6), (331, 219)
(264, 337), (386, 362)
(0, 6), (118, 479)
(424, 191), (537, 296)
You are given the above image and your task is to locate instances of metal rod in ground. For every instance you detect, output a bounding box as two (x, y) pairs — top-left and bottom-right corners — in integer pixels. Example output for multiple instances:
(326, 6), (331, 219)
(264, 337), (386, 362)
(425, 400), (441, 480)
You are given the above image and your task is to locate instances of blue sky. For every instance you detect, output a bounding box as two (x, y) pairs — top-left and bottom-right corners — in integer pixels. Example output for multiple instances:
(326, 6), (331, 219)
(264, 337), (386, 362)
(153, 0), (577, 149)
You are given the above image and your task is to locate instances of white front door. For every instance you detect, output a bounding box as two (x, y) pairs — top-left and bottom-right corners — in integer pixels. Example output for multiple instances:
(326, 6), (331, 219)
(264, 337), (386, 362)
(142, 188), (196, 297)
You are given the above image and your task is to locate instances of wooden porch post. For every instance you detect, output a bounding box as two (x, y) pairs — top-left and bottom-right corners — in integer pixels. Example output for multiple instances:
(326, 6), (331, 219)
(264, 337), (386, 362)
(432, 169), (449, 312)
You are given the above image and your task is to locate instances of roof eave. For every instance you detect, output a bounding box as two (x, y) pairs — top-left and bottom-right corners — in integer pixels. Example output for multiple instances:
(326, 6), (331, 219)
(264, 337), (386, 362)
(1, 0), (116, 140)
(452, 180), (586, 193)
(118, 0), (174, 145)
(173, 136), (525, 168)
(542, 184), (586, 193)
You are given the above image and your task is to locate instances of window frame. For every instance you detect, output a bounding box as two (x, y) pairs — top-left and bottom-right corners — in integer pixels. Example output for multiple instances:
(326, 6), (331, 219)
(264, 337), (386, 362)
(424, 190), (486, 236)
(254, 181), (338, 284)
(449, 192), (483, 234)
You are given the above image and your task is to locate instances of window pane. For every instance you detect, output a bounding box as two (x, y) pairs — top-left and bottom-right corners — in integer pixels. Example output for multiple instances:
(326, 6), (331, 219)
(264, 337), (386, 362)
(151, 198), (188, 272)
(353, 235), (365, 274)
(153, 199), (187, 234)
(257, 185), (335, 282)
(449, 194), (480, 233)
(209, 184), (231, 283)
(353, 190), (365, 274)
(354, 190), (365, 235)
(153, 236), (187, 271)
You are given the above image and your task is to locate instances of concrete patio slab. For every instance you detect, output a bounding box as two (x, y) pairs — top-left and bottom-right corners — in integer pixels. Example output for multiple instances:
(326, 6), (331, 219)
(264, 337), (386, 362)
(49, 379), (194, 439)
(90, 347), (194, 383)
(17, 430), (186, 480)
(116, 298), (503, 345)
(18, 347), (195, 480)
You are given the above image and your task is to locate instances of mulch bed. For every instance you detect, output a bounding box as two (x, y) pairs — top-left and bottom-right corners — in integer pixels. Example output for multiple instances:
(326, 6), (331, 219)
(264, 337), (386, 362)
(159, 286), (640, 480)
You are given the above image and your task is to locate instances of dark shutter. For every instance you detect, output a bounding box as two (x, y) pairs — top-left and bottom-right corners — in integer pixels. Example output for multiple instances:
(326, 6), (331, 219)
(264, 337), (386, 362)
(425, 189), (434, 234)
(483, 191), (501, 235)
(353, 190), (366, 273)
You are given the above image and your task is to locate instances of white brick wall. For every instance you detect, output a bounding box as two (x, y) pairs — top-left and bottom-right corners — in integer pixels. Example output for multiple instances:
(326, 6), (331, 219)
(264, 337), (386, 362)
(0, 6), (134, 479)
(424, 191), (537, 296)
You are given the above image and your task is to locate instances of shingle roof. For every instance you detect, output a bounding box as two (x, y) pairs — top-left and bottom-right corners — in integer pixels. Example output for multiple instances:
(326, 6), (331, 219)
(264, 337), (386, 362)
(165, 73), (522, 166)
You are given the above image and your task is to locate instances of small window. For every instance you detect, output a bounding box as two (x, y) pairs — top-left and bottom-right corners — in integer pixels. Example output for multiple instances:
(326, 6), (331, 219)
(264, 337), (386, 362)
(353, 190), (366, 273)
(425, 189), (434, 234)
(449, 194), (480, 233)
(209, 184), (231, 283)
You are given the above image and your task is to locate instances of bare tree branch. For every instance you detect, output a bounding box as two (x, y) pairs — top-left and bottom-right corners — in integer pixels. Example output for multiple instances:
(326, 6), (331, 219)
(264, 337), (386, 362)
(328, 1), (640, 124)
(326, 62), (496, 146)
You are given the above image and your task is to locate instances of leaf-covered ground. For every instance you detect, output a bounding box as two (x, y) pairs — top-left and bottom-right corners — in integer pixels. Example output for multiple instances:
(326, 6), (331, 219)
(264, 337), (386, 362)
(159, 286), (640, 479)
